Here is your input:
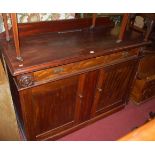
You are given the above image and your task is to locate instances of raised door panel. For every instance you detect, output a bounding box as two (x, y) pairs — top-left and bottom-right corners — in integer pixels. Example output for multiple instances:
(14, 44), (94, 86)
(92, 59), (138, 116)
(20, 75), (80, 140)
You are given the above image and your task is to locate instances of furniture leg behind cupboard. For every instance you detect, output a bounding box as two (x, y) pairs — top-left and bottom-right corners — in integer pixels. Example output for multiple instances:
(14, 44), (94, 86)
(0, 16), (151, 140)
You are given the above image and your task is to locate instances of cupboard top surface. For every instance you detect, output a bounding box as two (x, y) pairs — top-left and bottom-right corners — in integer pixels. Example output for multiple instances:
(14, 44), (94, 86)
(0, 26), (151, 76)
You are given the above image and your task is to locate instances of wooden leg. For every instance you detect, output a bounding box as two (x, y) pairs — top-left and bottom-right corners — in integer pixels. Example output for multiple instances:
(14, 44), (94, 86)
(90, 13), (97, 29)
(10, 13), (23, 61)
(2, 13), (10, 41)
(144, 18), (154, 41)
(129, 13), (136, 28)
(116, 13), (129, 43)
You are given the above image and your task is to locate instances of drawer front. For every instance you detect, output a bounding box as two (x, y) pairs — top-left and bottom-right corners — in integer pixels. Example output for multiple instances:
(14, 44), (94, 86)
(34, 48), (139, 84)
(15, 48), (139, 88)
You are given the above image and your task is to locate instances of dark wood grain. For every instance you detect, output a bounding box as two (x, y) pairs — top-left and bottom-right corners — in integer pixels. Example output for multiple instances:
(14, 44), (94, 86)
(78, 70), (99, 122)
(0, 16), (112, 40)
(37, 104), (125, 140)
(1, 25), (151, 76)
(43, 104), (125, 140)
(92, 58), (138, 116)
(19, 75), (80, 140)
(16, 55), (140, 140)
(18, 16), (112, 38)
(13, 48), (139, 91)
(26, 49), (138, 85)
(1, 21), (151, 141)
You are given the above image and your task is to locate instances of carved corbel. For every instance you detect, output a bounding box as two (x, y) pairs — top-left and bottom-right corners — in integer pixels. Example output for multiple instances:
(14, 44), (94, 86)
(18, 74), (34, 88)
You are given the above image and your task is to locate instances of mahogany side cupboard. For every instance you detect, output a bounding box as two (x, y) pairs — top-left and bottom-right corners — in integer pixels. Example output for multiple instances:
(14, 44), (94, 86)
(0, 14), (152, 140)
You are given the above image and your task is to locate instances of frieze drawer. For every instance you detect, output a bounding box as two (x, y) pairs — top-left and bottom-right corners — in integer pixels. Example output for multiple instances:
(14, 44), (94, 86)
(33, 49), (139, 83)
(15, 48), (139, 89)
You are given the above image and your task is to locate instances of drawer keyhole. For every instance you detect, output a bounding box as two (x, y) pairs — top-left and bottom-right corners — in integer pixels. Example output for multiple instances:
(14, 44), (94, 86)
(79, 94), (83, 99)
(97, 88), (102, 92)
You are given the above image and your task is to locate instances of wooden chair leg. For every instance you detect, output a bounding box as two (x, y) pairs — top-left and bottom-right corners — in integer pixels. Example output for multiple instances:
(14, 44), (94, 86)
(90, 13), (97, 29)
(144, 19), (155, 41)
(10, 13), (23, 61)
(2, 13), (10, 41)
(116, 13), (129, 43)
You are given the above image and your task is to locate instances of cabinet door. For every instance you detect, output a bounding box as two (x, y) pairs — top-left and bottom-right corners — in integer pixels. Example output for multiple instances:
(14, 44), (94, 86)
(77, 70), (99, 123)
(20, 75), (81, 140)
(92, 59), (138, 116)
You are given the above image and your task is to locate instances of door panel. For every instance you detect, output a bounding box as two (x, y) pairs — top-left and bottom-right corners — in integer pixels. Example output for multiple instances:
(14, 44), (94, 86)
(93, 59), (138, 116)
(78, 70), (99, 122)
(20, 70), (100, 139)
(27, 76), (78, 135)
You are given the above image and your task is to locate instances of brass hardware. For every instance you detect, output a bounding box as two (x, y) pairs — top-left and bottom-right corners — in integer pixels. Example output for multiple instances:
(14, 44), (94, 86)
(19, 64), (23, 67)
(89, 50), (95, 54)
(16, 56), (23, 61)
(116, 39), (122, 43)
(97, 88), (102, 92)
(53, 67), (64, 73)
(79, 94), (83, 99)
(122, 51), (129, 57)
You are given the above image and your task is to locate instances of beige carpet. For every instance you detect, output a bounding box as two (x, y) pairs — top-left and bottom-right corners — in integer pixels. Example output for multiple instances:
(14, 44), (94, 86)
(0, 59), (20, 140)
